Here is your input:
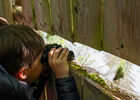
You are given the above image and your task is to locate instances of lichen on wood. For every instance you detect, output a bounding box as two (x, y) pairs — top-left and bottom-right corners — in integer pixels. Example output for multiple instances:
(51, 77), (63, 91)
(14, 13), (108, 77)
(70, 62), (139, 100)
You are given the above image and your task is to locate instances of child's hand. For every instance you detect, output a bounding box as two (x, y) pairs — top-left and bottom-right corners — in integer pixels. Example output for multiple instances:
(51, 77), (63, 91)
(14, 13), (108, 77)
(48, 47), (69, 79)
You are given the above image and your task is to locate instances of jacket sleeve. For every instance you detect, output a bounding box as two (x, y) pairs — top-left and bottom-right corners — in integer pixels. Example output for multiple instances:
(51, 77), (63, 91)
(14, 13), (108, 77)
(56, 76), (80, 100)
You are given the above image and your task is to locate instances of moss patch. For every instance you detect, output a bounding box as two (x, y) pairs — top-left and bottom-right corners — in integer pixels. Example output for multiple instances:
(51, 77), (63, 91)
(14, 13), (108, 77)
(71, 62), (133, 100)
(71, 64), (106, 87)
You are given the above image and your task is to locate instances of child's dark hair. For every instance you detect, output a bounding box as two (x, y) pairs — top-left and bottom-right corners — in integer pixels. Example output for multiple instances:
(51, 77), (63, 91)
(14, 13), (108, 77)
(0, 25), (44, 75)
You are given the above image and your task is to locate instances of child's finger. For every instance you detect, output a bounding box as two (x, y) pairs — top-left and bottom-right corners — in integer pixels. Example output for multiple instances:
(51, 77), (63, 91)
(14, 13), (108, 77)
(58, 48), (67, 60)
(53, 47), (63, 60)
(48, 48), (56, 66)
(62, 49), (69, 61)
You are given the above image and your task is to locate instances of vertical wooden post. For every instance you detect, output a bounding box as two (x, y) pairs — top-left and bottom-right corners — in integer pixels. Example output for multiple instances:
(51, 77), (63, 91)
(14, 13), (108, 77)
(0, 0), (14, 24)
(34, 0), (52, 33)
(72, 0), (103, 50)
(21, 0), (36, 29)
(0, 0), (4, 17)
(50, 0), (73, 41)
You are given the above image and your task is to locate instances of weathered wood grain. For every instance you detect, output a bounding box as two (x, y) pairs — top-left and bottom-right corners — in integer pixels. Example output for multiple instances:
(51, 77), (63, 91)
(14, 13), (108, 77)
(72, 0), (103, 50)
(21, 0), (36, 29)
(103, 0), (140, 66)
(59, 0), (73, 41)
(14, 0), (21, 6)
(0, 0), (14, 24)
(70, 66), (120, 100)
(34, 0), (52, 33)
(49, 0), (59, 35)
(50, 0), (73, 41)
(83, 77), (118, 100)
(0, 0), (4, 17)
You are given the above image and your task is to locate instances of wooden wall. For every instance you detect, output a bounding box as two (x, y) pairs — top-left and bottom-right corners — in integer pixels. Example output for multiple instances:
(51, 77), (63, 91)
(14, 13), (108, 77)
(0, 0), (14, 24)
(103, 0), (140, 66)
(21, 0), (140, 66)
(1, 0), (140, 100)
(0, 0), (140, 66)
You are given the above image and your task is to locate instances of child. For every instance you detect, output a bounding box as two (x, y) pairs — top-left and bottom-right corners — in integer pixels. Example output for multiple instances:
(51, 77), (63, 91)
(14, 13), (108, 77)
(0, 25), (80, 100)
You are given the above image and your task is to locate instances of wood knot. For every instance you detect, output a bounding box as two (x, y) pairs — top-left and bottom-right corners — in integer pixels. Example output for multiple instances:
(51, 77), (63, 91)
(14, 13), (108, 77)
(74, 6), (78, 14)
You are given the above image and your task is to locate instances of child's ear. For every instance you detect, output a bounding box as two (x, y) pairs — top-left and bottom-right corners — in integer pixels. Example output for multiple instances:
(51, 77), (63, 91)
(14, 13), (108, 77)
(18, 67), (28, 80)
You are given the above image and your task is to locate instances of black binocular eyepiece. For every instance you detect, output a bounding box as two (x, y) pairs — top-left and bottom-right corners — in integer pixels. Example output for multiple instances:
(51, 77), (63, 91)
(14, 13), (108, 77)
(41, 43), (75, 64)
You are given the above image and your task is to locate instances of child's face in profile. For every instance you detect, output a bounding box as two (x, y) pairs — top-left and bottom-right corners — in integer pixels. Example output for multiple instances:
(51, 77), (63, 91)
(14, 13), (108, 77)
(25, 52), (43, 83)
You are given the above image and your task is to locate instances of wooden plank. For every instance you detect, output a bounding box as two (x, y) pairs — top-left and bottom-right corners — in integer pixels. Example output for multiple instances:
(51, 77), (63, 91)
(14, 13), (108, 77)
(59, 0), (73, 41)
(34, 0), (52, 33)
(14, 0), (21, 6)
(103, 0), (140, 66)
(83, 77), (118, 100)
(50, 0), (73, 41)
(0, 0), (4, 17)
(72, 0), (103, 50)
(21, 0), (36, 29)
(49, 0), (59, 35)
(1, 0), (14, 24)
(70, 66), (120, 100)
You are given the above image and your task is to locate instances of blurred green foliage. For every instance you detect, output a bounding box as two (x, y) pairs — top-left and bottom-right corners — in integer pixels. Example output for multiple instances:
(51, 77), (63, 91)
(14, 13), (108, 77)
(114, 60), (126, 80)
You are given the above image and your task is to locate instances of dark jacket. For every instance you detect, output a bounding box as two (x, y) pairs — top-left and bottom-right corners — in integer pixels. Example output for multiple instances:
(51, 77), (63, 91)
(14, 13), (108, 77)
(0, 65), (32, 100)
(0, 65), (80, 100)
(56, 77), (80, 100)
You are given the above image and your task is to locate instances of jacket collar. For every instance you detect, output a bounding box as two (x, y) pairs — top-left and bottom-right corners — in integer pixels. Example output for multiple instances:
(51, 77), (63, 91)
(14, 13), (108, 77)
(0, 65), (35, 100)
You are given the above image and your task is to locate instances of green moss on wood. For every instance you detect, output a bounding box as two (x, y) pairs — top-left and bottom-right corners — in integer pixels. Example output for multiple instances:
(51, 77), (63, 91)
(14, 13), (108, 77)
(71, 62), (132, 100)
(95, 0), (104, 50)
(71, 63), (107, 87)
(70, 0), (74, 41)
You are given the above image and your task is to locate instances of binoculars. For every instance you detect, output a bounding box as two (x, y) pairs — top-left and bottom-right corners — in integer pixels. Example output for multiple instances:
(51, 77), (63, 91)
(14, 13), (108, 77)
(41, 43), (75, 64)
(31, 44), (74, 87)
